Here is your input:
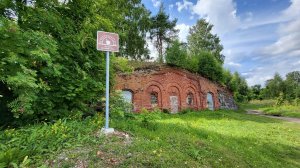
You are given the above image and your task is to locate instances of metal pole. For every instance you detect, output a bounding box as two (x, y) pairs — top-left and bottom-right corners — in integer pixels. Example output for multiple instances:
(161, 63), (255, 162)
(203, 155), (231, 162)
(105, 51), (110, 129)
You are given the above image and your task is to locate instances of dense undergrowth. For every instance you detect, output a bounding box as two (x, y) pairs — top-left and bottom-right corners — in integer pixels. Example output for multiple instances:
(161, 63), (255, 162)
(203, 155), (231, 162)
(1, 109), (299, 167)
(0, 114), (104, 167)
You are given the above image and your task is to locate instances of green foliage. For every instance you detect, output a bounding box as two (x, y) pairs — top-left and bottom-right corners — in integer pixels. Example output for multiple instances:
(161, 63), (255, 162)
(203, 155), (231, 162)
(137, 108), (162, 130)
(187, 19), (224, 64)
(165, 40), (188, 68)
(241, 99), (300, 118)
(294, 98), (300, 106)
(110, 91), (133, 119)
(116, 0), (152, 60)
(150, 4), (178, 63)
(1, 110), (300, 167)
(276, 93), (285, 106)
(196, 51), (224, 82)
(254, 71), (300, 105)
(263, 73), (285, 98)
(250, 84), (262, 100)
(112, 57), (134, 74)
(1, 0), (153, 125)
(0, 114), (104, 167)
(0, 17), (59, 119)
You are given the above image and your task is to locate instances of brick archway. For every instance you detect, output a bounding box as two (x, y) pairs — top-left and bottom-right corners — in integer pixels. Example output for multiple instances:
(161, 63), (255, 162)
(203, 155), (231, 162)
(184, 85), (198, 109)
(166, 83), (182, 113)
(144, 81), (164, 109)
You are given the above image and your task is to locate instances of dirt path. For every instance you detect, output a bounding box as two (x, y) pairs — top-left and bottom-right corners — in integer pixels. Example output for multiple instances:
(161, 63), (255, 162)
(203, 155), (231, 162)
(247, 110), (300, 123)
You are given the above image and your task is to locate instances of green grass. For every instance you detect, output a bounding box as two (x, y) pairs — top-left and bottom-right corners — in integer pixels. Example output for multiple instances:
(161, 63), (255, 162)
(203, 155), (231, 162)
(241, 99), (300, 118)
(1, 110), (299, 167)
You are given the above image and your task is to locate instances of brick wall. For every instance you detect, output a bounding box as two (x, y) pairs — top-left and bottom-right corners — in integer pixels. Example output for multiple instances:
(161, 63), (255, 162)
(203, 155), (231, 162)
(115, 65), (237, 112)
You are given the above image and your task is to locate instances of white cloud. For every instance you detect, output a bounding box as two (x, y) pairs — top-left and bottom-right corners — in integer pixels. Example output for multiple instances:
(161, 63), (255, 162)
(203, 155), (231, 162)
(221, 0), (300, 86)
(261, 0), (300, 57)
(226, 61), (242, 67)
(146, 34), (158, 60)
(169, 4), (174, 10)
(175, 23), (190, 42)
(192, 0), (240, 35)
(243, 57), (300, 86)
(151, 0), (161, 8)
(176, 0), (193, 12)
(281, 0), (300, 20)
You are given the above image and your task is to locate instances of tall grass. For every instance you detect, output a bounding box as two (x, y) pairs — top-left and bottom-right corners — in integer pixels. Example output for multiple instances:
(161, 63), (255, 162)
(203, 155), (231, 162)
(1, 110), (299, 167)
(0, 114), (104, 167)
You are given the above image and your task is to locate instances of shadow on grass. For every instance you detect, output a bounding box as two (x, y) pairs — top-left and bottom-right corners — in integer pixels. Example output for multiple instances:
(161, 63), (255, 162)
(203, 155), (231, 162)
(113, 117), (299, 168)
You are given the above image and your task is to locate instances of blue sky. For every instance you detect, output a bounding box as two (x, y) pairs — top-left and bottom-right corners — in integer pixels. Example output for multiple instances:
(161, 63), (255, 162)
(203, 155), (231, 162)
(142, 0), (300, 86)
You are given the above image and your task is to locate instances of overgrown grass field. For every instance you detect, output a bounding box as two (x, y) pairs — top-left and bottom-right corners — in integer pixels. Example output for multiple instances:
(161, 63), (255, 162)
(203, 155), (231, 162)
(1, 110), (299, 167)
(241, 99), (300, 118)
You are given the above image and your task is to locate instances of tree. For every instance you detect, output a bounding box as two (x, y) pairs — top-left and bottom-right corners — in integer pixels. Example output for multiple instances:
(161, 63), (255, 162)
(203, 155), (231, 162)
(229, 72), (250, 102)
(150, 4), (178, 63)
(116, 0), (152, 60)
(196, 51), (223, 82)
(0, 0), (152, 125)
(251, 84), (262, 100)
(264, 73), (284, 98)
(165, 40), (188, 68)
(187, 19), (224, 64)
(284, 71), (300, 101)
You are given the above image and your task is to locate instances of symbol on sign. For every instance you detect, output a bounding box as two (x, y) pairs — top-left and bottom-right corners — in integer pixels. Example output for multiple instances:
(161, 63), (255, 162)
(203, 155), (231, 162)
(97, 31), (119, 52)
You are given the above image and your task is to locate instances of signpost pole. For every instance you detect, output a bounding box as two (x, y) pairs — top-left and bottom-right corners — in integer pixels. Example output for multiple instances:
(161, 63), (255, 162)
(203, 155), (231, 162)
(105, 51), (110, 129)
(97, 31), (118, 134)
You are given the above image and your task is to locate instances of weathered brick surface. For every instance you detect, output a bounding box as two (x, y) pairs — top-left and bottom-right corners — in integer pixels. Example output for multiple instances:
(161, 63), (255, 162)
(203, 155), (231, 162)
(115, 65), (237, 112)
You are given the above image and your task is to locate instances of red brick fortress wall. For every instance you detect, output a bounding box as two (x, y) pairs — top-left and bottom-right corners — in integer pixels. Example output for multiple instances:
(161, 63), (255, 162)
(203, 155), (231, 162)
(115, 66), (236, 112)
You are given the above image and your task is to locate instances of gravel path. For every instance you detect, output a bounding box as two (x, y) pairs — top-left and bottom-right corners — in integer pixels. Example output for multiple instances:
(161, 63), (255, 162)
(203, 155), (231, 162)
(247, 110), (300, 123)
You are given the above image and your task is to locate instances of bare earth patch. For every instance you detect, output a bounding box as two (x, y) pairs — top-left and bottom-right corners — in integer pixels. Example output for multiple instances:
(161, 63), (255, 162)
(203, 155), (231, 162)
(46, 130), (132, 168)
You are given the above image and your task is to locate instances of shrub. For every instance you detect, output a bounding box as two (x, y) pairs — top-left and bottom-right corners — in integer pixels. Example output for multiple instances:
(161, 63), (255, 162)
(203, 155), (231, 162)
(196, 51), (224, 82)
(110, 91), (133, 119)
(294, 98), (300, 106)
(137, 108), (161, 130)
(276, 93), (285, 106)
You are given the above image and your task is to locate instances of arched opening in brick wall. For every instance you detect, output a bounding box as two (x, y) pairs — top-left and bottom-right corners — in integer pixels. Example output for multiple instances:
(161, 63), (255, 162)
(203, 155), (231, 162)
(121, 89), (133, 103)
(146, 84), (162, 109)
(207, 92), (214, 110)
(186, 92), (194, 106)
(185, 85), (198, 109)
(167, 85), (181, 113)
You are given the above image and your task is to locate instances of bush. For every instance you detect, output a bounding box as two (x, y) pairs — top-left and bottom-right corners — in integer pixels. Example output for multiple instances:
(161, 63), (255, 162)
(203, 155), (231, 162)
(0, 17), (107, 125)
(276, 93), (285, 106)
(137, 108), (161, 130)
(110, 91), (133, 119)
(294, 98), (300, 106)
(196, 51), (224, 82)
(0, 114), (104, 167)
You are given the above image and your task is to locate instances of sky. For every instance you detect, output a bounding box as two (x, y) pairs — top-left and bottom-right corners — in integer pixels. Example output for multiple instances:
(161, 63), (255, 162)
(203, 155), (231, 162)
(141, 0), (300, 86)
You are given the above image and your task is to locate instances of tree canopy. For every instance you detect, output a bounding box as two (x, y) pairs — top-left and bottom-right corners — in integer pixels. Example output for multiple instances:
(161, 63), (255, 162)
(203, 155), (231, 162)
(150, 5), (178, 63)
(0, 0), (152, 125)
(187, 19), (224, 64)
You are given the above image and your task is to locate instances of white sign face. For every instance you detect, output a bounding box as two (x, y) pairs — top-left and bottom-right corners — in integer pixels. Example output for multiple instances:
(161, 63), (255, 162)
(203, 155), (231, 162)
(97, 31), (119, 52)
